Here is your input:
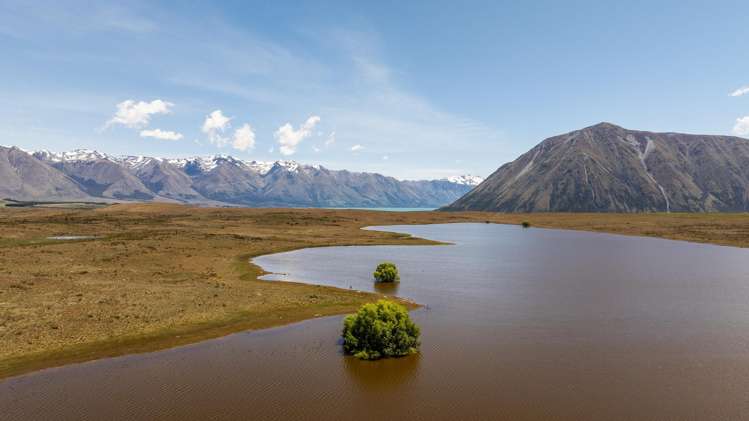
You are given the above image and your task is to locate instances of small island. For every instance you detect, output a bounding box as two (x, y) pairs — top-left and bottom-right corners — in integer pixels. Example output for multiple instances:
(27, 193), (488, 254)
(342, 300), (420, 360)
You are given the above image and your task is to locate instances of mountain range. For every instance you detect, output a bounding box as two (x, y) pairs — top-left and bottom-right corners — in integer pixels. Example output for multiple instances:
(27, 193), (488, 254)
(0, 146), (482, 208)
(444, 122), (749, 212)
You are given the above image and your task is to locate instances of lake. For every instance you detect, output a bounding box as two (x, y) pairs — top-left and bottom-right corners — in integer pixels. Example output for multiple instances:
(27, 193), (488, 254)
(3, 223), (749, 420)
(322, 207), (437, 211)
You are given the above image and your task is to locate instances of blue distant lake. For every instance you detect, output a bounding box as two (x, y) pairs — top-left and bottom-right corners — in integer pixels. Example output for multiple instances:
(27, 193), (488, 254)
(322, 207), (436, 212)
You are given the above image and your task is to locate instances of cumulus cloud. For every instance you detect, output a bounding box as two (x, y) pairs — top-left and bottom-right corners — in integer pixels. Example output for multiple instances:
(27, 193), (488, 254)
(274, 115), (320, 156)
(733, 116), (749, 136)
(232, 124), (256, 151)
(202, 110), (232, 146)
(106, 99), (173, 129)
(730, 86), (749, 97)
(351, 144), (364, 152)
(140, 129), (183, 141)
(202, 109), (231, 132)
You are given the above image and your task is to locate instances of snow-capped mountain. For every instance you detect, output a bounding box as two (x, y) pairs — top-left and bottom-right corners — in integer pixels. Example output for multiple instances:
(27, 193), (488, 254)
(246, 160), (276, 174)
(1, 147), (92, 201)
(118, 155), (165, 170)
(167, 155), (242, 173)
(166, 156), (301, 176)
(445, 175), (484, 186)
(33, 149), (112, 163)
(16, 147), (482, 207)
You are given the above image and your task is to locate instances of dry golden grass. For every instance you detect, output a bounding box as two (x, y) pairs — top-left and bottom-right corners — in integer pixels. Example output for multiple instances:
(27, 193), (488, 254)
(1, 203), (749, 379)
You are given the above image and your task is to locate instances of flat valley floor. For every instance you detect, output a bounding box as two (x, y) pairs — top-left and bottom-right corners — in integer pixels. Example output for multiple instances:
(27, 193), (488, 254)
(2, 204), (749, 379)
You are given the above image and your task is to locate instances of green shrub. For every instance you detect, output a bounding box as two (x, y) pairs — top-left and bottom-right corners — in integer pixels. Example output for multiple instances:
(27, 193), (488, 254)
(342, 300), (420, 360)
(373, 262), (399, 283)
(521, 221), (531, 228)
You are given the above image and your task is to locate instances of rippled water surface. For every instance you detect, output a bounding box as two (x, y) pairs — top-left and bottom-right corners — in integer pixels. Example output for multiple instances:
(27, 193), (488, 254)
(4, 223), (749, 420)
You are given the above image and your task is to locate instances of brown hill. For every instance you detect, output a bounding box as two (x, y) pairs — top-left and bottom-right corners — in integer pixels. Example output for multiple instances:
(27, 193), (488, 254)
(444, 123), (749, 212)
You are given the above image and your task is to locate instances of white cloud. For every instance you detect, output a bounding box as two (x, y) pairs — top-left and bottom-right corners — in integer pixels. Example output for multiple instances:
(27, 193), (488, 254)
(105, 99), (173, 129)
(730, 86), (749, 97)
(382, 155), (389, 160)
(44, 21), (505, 179)
(139, 129), (183, 141)
(167, 27), (505, 178)
(733, 116), (749, 136)
(274, 115), (320, 156)
(324, 131), (336, 147)
(202, 109), (231, 132)
(313, 146), (321, 152)
(351, 144), (364, 152)
(202, 110), (232, 146)
(232, 124), (256, 151)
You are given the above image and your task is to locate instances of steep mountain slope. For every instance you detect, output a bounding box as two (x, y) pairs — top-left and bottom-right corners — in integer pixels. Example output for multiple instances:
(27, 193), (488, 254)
(35, 151), (156, 200)
(179, 156), (480, 207)
(444, 123), (749, 212)
(402, 179), (478, 207)
(0, 146), (92, 201)
(186, 157), (265, 204)
(123, 157), (206, 202)
(5, 146), (480, 207)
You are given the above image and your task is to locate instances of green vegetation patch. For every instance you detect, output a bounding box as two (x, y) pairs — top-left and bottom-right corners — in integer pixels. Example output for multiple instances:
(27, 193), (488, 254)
(373, 262), (400, 283)
(342, 300), (420, 360)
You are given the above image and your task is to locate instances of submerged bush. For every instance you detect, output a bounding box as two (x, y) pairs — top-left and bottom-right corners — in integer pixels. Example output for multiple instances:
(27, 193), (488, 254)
(373, 262), (399, 283)
(342, 300), (420, 360)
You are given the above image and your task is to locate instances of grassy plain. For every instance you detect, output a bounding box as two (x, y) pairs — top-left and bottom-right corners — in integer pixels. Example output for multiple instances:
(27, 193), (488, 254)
(2, 203), (749, 378)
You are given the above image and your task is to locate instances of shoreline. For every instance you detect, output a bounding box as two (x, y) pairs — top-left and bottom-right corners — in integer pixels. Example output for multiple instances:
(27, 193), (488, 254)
(3, 205), (749, 380)
(0, 247), (423, 381)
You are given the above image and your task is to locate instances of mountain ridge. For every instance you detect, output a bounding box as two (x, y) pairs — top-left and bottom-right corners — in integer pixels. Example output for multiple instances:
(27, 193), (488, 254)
(444, 122), (749, 212)
(0, 146), (482, 208)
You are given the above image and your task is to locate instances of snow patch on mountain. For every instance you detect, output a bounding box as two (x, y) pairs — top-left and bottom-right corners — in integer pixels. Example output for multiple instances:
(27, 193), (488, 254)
(245, 160), (275, 174)
(274, 160), (300, 173)
(118, 156), (164, 170)
(166, 156), (225, 173)
(445, 175), (484, 186)
(32, 149), (478, 184)
(34, 149), (111, 163)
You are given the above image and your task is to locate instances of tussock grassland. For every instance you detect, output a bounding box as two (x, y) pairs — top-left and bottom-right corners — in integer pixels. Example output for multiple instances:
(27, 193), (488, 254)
(1, 203), (749, 378)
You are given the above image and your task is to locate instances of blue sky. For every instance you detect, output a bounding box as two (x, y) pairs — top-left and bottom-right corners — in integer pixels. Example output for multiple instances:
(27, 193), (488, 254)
(1, 0), (748, 179)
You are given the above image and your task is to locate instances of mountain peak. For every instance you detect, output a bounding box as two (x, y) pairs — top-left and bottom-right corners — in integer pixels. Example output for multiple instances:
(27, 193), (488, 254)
(445, 124), (749, 212)
(583, 122), (624, 131)
(271, 160), (300, 173)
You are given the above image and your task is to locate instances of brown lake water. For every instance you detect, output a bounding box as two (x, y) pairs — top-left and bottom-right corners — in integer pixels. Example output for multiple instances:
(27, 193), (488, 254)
(4, 223), (749, 420)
